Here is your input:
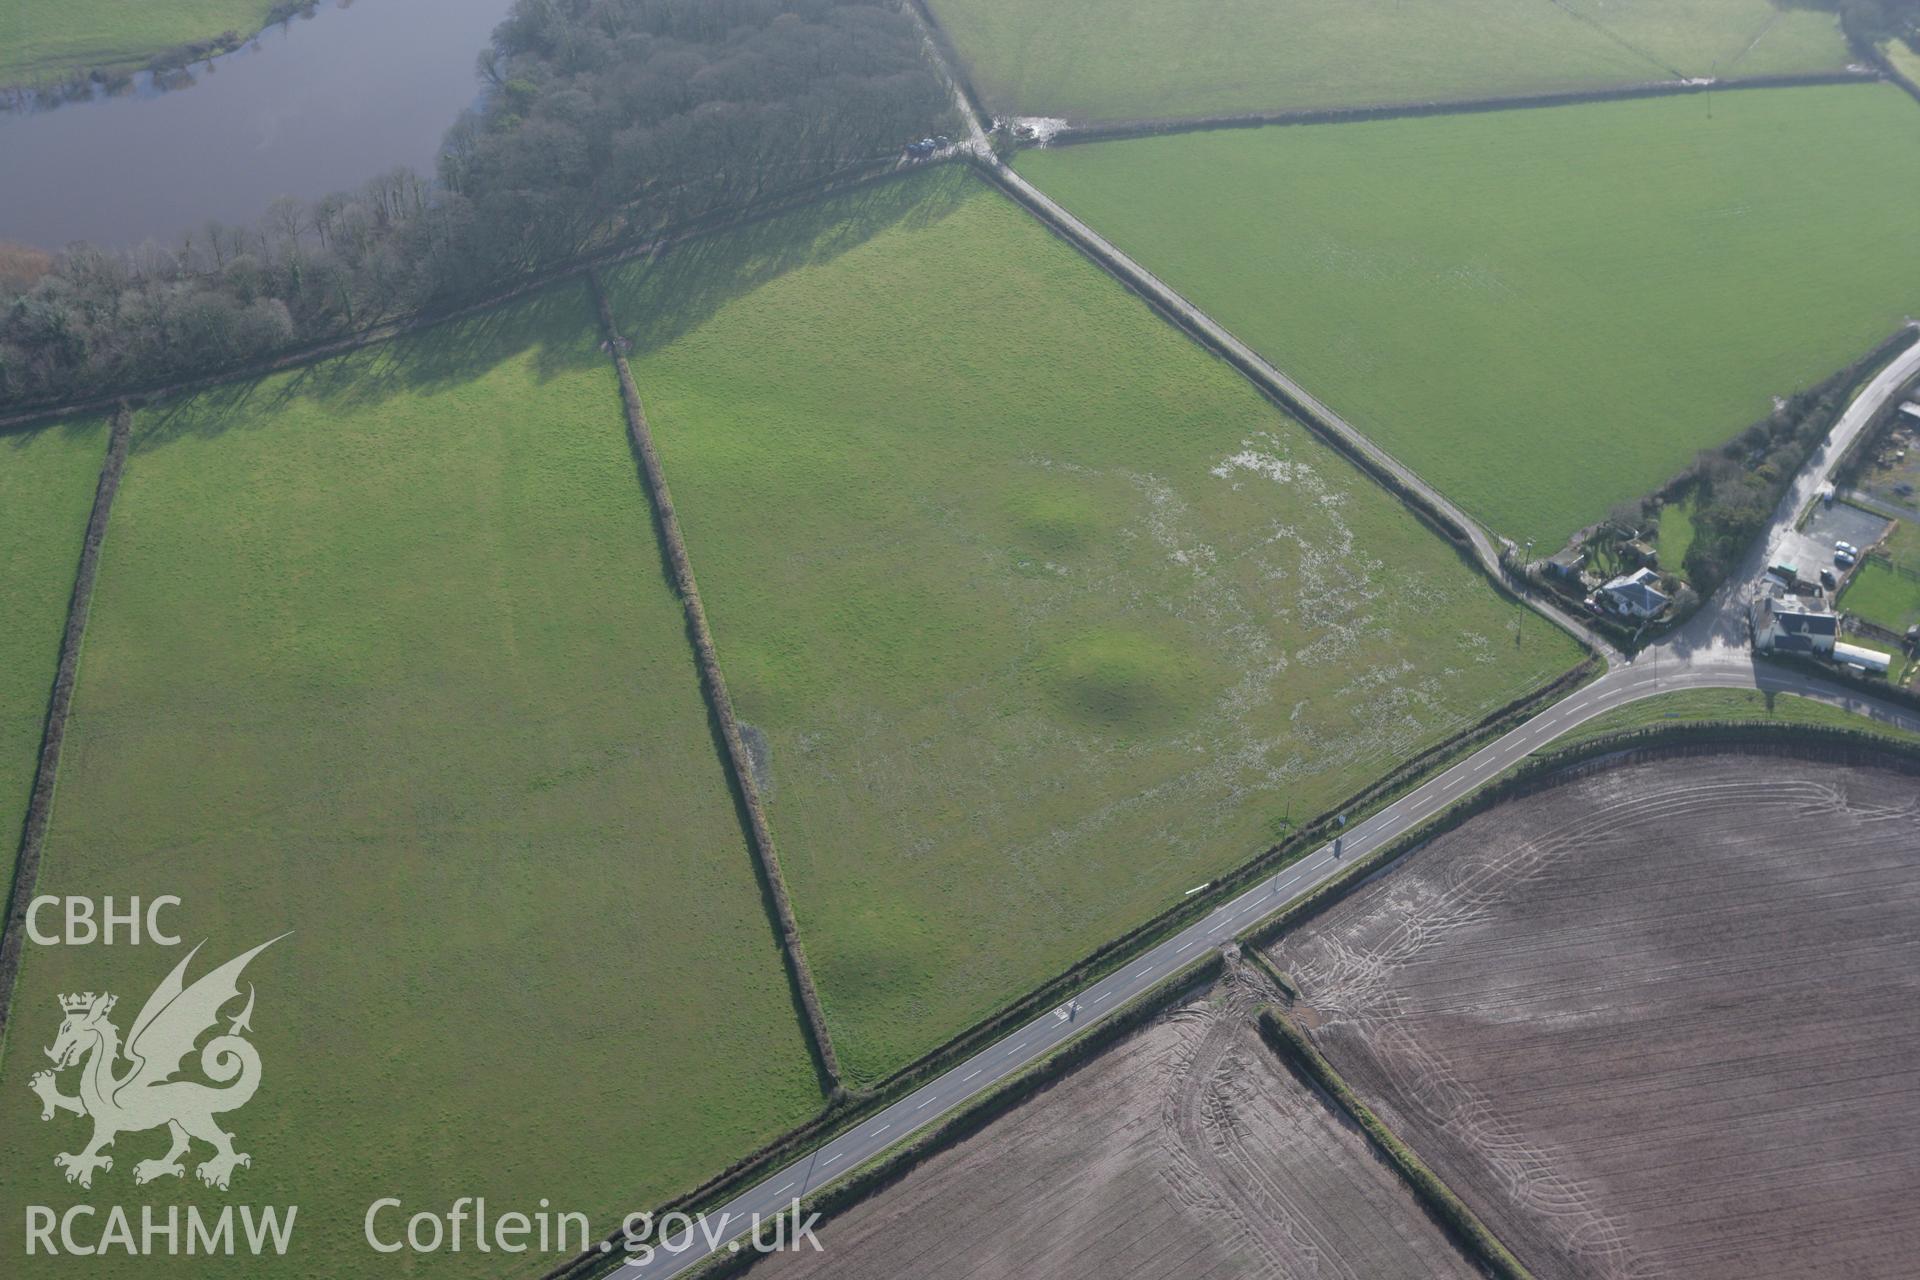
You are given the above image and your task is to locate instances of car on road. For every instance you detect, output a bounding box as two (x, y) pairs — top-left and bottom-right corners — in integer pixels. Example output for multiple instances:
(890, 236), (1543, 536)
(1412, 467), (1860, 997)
(1835, 540), (1858, 557)
(1836, 550), (1857, 568)
(1820, 568), (1838, 589)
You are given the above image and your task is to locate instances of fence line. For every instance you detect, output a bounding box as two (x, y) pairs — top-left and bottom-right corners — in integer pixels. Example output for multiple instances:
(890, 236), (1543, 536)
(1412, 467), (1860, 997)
(0, 408), (132, 1046)
(587, 273), (844, 1096)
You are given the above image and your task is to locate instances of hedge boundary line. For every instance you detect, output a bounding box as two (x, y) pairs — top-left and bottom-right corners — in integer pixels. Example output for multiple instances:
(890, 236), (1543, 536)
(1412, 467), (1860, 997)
(1878, 48), (1920, 106)
(1831, 327), (1920, 490)
(1761, 653), (1920, 715)
(903, 0), (989, 128)
(1661, 324), (1920, 602)
(589, 274), (843, 1094)
(972, 166), (1474, 560)
(1241, 720), (1920, 957)
(583, 724), (1919, 1280)
(1851, 24), (1920, 109)
(1039, 70), (1876, 150)
(0, 408), (131, 1048)
(967, 160), (1612, 659)
(0, 154), (923, 435)
(1256, 1007), (1535, 1280)
(538, 650), (1596, 1277)
(533, 145), (1592, 1275)
(832, 652), (1596, 1099)
(664, 950), (1229, 1280)
(1239, 726), (1920, 1280)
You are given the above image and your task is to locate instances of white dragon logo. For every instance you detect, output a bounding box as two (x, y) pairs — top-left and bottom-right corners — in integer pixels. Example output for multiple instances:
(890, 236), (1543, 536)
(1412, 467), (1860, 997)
(28, 935), (284, 1191)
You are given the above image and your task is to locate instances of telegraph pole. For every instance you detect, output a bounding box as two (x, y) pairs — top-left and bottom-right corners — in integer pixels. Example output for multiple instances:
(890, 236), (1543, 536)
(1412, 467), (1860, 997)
(1519, 539), (1533, 646)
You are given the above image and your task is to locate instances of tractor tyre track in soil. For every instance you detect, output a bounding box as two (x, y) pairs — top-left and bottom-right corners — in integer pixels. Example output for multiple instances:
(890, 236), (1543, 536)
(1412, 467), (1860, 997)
(741, 969), (1482, 1280)
(1275, 748), (1920, 1280)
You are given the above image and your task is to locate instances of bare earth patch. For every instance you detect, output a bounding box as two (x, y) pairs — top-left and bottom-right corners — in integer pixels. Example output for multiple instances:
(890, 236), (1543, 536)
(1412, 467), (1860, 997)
(749, 969), (1478, 1278)
(1271, 752), (1920, 1279)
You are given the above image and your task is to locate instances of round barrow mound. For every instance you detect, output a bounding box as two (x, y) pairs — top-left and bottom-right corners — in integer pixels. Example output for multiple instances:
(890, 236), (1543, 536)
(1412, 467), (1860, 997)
(1271, 746), (1920, 1280)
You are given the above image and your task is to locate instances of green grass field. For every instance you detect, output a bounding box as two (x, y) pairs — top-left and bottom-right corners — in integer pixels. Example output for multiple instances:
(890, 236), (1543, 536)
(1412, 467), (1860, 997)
(1021, 85), (1920, 549)
(1885, 38), (1920, 86)
(1837, 518), (1920, 634)
(0, 420), (107, 885)
(1883, 518), (1920, 575)
(928, 0), (1849, 122)
(1840, 560), (1920, 634)
(0, 286), (822, 1276)
(1655, 493), (1698, 575)
(603, 169), (1584, 1085)
(0, 0), (277, 83)
(1545, 687), (1920, 748)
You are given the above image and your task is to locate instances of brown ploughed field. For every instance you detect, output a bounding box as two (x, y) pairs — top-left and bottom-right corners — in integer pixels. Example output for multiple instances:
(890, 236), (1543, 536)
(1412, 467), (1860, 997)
(1271, 752), (1920, 1279)
(747, 969), (1480, 1279)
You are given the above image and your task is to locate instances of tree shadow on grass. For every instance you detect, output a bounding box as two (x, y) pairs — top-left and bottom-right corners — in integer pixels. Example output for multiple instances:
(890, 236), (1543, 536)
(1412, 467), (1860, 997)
(0, 412), (111, 451)
(131, 280), (610, 450)
(128, 168), (976, 451)
(604, 167), (975, 361)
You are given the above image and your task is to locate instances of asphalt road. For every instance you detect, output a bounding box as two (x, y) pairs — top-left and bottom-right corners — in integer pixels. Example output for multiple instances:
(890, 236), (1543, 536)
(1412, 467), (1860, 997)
(1673, 331), (1920, 659)
(611, 32), (1920, 1277)
(615, 646), (1920, 1278)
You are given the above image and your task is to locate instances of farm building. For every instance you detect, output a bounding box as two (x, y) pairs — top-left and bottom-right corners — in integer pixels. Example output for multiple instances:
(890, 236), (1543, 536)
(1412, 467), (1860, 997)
(1833, 641), (1892, 674)
(1545, 546), (1588, 582)
(1752, 592), (1837, 656)
(1598, 568), (1669, 619)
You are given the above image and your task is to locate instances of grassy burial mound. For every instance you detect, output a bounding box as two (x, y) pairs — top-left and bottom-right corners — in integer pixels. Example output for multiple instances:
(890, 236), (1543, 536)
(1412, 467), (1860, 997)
(602, 168), (1583, 1085)
(0, 0), (281, 86)
(926, 0), (1850, 124)
(745, 978), (1483, 1279)
(0, 420), (109, 870)
(0, 285), (823, 1277)
(1021, 85), (1920, 549)
(1269, 750), (1920, 1279)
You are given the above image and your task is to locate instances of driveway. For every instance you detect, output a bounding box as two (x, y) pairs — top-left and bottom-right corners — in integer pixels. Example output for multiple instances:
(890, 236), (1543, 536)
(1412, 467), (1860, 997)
(1771, 499), (1895, 597)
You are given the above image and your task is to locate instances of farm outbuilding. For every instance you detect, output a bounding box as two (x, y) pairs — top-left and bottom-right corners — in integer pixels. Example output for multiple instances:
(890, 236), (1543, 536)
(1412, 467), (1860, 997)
(1833, 641), (1892, 673)
(1545, 546), (1587, 581)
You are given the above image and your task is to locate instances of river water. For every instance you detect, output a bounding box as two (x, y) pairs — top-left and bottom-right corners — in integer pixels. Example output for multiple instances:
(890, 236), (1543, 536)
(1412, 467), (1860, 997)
(0, 0), (516, 249)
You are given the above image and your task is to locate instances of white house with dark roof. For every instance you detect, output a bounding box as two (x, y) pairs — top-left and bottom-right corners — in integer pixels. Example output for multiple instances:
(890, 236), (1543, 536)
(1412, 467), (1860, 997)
(1598, 567), (1669, 619)
(1753, 591), (1837, 656)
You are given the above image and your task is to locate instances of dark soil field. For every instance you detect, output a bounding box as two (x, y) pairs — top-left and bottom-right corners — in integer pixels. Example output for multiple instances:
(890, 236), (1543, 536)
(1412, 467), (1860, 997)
(748, 968), (1480, 1279)
(1270, 751), (1920, 1279)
